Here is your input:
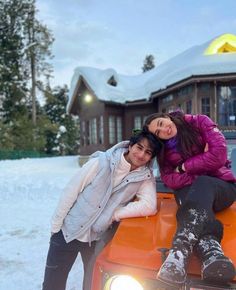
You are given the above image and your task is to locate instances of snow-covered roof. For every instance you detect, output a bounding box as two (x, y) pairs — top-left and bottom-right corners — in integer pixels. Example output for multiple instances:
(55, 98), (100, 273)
(68, 33), (236, 109)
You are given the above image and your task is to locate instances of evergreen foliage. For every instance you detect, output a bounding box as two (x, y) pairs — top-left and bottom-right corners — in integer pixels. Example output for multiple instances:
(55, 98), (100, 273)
(0, 1), (79, 157)
(0, 114), (54, 152)
(0, 0), (29, 122)
(44, 85), (80, 155)
(23, 0), (54, 125)
(142, 54), (155, 72)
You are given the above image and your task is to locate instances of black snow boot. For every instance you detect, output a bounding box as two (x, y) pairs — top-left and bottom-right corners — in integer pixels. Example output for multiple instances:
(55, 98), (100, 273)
(157, 201), (208, 286)
(194, 219), (236, 284)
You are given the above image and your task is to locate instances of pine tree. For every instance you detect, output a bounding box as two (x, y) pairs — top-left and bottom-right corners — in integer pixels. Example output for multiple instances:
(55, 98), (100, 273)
(44, 85), (80, 155)
(0, 0), (55, 153)
(23, 0), (54, 125)
(0, 0), (29, 122)
(142, 54), (155, 73)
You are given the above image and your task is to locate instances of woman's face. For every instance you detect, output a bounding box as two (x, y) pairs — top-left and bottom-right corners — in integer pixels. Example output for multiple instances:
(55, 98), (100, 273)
(148, 117), (177, 140)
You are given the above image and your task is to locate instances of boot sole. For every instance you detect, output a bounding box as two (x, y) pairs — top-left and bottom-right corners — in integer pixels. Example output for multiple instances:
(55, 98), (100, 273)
(157, 275), (186, 287)
(203, 259), (236, 283)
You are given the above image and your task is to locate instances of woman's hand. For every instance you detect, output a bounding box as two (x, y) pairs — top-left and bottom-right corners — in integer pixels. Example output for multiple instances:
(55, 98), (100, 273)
(175, 163), (185, 173)
(175, 166), (180, 173)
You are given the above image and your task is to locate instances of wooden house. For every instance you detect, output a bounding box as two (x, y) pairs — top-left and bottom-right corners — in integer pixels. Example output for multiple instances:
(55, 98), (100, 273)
(67, 33), (236, 155)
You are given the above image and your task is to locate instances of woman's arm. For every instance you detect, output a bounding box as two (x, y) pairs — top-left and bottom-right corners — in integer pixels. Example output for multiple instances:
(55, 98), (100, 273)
(160, 163), (196, 190)
(183, 115), (228, 175)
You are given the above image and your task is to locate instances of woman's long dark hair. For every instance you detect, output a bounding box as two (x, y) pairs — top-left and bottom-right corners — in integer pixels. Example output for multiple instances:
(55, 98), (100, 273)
(144, 111), (203, 167)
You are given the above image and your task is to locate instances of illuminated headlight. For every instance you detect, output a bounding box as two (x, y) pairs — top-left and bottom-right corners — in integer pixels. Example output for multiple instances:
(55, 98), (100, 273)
(104, 275), (144, 290)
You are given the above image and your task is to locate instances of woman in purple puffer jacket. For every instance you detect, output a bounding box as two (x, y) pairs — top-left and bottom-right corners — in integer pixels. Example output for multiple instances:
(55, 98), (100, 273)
(144, 111), (236, 287)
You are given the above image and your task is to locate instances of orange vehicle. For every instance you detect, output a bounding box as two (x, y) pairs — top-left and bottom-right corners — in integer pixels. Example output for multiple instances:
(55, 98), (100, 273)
(91, 145), (236, 290)
(90, 193), (236, 290)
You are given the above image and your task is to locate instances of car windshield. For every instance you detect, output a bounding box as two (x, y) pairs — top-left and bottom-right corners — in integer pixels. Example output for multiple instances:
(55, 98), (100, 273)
(227, 139), (236, 159)
(227, 139), (236, 175)
(154, 138), (236, 178)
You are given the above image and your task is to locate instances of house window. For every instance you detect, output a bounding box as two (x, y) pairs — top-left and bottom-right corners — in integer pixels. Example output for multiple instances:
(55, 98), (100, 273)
(218, 86), (236, 126)
(186, 100), (192, 114)
(199, 82), (210, 91)
(167, 106), (175, 113)
(86, 121), (90, 145)
(134, 116), (142, 129)
(109, 116), (116, 144)
(92, 118), (97, 144)
(143, 116), (148, 123)
(107, 75), (117, 87)
(178, 85), (193, 96)
(99, 116), (104, 144)
(162, 94), (173, 103)
(81, 121), (86, 146)
(117, 117), (122, 142)
(89, 118), (97, 144)
(201, 97), (210, 117)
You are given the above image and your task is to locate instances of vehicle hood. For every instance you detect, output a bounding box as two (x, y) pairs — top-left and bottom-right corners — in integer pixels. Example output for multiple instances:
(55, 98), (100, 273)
(106, 195), (236, 279)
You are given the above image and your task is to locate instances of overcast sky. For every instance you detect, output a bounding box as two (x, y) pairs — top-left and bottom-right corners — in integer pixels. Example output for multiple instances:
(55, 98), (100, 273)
(36, 0), (236, 88)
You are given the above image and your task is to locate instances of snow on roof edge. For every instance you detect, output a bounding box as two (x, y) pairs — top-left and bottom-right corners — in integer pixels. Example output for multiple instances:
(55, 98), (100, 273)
(68, 33), (236, 111)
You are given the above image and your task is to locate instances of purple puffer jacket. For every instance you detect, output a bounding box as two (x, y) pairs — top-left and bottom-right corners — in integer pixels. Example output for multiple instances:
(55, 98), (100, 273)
(160, 114), (236, 190)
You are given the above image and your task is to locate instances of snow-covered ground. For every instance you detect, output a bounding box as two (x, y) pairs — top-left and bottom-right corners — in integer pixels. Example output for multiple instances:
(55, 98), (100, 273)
(1, 144), (235, 290)
(0, 156), (83, 290)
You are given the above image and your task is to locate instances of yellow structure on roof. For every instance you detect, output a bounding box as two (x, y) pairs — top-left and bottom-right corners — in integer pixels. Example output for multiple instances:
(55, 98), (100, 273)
(204, 33), (236, 55)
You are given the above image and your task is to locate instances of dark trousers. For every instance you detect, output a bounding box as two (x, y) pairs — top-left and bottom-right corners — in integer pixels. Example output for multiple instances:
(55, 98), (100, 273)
(42, 230), (96, 290)
(42, 223), (119, 290)
(83, 222), (119, 290)
(174, 175), (236, 218)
